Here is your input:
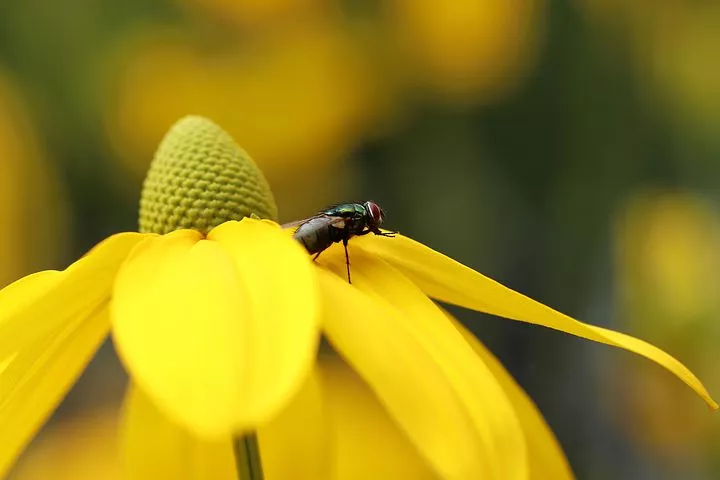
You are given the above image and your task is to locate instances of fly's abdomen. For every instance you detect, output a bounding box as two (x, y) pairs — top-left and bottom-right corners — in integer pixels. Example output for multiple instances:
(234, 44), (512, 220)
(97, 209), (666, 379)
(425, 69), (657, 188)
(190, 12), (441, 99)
(293, 217), (336, 254)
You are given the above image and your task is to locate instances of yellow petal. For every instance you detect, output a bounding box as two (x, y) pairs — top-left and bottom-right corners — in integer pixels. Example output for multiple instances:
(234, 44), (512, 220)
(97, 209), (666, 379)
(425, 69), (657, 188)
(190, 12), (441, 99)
(316, 268), (484, 480)
(0, 271), (61, 380)
(355, 234), (719, 410)
(318, 353), (438, 480)
(120, 384), (236, 480)
(0, 305), (111, 478)
(258, 368), (330, 480)
(208, 219), (321, 424)
(447, 313), (574, 480)
(0, 271), (62, 316)
(113, 230), (244, 436)
(0, 232), (147, 359)
(321, 250), (527, 480)
(112, 221), (320, 437)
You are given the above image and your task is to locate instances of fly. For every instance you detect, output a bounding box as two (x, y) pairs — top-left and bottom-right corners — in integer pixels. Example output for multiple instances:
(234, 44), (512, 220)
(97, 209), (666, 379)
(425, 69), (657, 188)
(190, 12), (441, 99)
(283, 201), (396, 283)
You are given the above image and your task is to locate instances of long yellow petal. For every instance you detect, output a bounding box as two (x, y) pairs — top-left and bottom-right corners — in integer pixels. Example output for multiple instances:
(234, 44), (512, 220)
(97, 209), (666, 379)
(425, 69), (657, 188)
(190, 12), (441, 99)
(0, 271), (61, 376)
(208, 219), (321, 426)
(318, 353), (438, 480)
(355, 234), (718, 410)
(258, 368), (330, 480)
(321, 250), (527, 480)
(0, 232), (147, 359)
(0, 305), (111, 478)
(0, 271), (61, 317)
(316, 268), (485, 480)
(447, 313), (575, 480)
(120, 384), (236, 480)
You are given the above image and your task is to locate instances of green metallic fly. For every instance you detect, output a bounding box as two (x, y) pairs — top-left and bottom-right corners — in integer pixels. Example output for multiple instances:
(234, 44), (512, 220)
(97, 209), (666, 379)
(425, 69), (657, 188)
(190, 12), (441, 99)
(284, 201), (396, 283)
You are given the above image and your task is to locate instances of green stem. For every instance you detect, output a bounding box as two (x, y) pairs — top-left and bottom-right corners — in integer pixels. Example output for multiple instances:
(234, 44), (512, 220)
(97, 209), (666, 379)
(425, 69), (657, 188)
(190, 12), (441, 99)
(234, 433), (264, 480)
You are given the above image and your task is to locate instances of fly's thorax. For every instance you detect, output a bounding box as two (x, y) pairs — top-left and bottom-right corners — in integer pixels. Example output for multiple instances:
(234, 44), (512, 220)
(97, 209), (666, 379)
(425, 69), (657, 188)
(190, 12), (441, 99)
(139, 116), (278, 235)
(324, 203), (366, 232)
(324, 203), (365, 218)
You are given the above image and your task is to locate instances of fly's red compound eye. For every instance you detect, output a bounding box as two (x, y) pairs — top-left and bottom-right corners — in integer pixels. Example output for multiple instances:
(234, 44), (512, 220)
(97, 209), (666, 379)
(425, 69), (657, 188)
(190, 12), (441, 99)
(366, 201), (383, 226)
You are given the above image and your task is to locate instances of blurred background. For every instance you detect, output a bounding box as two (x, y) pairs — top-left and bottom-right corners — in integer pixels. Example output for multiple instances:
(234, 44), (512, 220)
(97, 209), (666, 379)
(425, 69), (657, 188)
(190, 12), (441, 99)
(1, 0), (719, 478)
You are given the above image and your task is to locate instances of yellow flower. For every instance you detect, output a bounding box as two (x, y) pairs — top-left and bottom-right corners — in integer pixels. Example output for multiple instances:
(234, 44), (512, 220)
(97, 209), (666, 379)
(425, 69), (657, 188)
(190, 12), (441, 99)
(389, 0), (541, 103)
(1, 116), (716, 480)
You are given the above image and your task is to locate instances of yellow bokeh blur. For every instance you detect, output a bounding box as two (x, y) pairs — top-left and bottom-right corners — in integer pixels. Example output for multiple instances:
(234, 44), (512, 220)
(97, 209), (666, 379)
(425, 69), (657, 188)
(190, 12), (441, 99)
(0, 73), (70, 288)
(9, 407), (120, 480)
(615, 191), (719, 327)
(610, 191), (720, 456)
(106, 19), (376, 182)
(389, 0), (543, 103)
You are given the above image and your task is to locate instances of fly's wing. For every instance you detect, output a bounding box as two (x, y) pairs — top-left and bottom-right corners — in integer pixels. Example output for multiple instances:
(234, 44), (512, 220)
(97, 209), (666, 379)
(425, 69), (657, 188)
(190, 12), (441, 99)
(280, 219), (306, 229)
(282, 201), (361, 229)
(282, 214), (347, 231)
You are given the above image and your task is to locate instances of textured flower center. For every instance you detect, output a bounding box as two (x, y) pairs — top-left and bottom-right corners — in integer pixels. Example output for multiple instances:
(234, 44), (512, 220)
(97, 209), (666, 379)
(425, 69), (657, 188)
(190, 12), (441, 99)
(139, 116), (278, 235)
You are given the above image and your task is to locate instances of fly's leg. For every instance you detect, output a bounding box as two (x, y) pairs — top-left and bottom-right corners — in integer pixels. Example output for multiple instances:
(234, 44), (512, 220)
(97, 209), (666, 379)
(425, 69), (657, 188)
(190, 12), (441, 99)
(312, 252), (322, 262)
(343, 237), (351, 284)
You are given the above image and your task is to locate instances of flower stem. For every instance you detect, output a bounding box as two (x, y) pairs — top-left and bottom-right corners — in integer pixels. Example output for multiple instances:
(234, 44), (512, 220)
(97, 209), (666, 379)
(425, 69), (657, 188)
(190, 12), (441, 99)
(234, 433), (264, 480)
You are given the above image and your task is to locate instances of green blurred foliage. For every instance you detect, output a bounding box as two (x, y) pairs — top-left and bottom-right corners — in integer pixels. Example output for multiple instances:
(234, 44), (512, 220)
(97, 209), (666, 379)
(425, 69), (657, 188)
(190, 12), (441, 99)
(1, 0), (718, 478)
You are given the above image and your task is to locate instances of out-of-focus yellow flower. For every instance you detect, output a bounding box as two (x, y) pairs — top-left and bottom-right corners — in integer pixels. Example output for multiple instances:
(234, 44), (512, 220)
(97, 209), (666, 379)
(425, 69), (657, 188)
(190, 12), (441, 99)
(389, 0), (542, 103)
(0, 73), (70, 288)
(107, 22), (374, 182)
(0, 116), (715, 479)
(610, 191), (720, 457)
(616, 191), (719, 324)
